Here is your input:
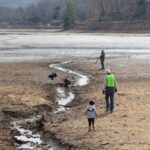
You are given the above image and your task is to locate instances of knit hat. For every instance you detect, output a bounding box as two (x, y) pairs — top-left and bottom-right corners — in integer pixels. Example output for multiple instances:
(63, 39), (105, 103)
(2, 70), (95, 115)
(105, 69), (111, 74)
(89, 100), (95, 105)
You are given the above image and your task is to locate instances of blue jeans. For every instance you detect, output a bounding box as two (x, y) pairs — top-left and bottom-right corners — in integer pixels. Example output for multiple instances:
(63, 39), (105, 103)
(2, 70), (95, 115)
(105, 87), (115, 111)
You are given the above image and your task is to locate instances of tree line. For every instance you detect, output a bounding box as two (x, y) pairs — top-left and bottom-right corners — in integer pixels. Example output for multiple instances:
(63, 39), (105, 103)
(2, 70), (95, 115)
(0, 0), (148, 28)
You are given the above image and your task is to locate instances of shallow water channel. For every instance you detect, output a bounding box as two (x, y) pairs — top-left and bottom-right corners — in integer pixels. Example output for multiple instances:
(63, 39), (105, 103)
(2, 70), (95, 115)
(50, 61), (89, 112)
(10, 61), (90, 150)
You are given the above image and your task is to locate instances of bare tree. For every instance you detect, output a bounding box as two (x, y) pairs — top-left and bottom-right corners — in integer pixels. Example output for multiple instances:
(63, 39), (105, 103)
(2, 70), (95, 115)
(96, 0), (105, 21)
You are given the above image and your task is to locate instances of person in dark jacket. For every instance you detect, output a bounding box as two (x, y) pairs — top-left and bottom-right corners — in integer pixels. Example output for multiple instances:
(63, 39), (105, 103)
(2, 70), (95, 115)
(100, 50), (105, 69)
(62, 76), (72, 95)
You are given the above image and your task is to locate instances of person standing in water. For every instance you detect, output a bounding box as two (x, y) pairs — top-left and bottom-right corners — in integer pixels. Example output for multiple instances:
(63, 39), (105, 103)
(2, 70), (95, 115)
(62, 76), (71, 95)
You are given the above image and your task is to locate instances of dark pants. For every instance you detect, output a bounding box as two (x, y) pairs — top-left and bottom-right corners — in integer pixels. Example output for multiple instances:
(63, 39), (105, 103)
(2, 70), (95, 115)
(88, 118), (95, 127)
(105, 87), (115, 111)
(101, 59), (104, 69)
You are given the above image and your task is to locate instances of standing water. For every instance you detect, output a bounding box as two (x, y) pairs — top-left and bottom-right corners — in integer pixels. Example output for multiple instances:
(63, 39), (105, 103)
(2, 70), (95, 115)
(0, 32), (150, 63)
(50, 61), (89, 112)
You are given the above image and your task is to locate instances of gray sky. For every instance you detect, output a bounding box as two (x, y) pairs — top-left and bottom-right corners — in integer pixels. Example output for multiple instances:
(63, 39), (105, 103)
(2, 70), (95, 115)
(0, 0), (40, 8)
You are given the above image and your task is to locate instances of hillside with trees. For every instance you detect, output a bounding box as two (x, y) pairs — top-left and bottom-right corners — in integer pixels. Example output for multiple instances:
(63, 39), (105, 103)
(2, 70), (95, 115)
(0, 0), (150, 30)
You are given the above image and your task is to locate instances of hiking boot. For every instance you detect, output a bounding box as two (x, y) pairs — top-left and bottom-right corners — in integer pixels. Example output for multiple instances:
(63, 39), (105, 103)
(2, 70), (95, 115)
(110, 110), (113, 113)
(100, 68), (104, 70)
(88, 129), (91, 132)
(105, 108), (109, 112)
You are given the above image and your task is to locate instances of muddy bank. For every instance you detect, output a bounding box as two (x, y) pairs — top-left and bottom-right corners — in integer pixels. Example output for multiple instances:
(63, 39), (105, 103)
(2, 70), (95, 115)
(77, 20), (150, 31)
(0, 57), (150, 150)
(44, 58), (150, 150)
(0, 62), (56, 149)
(0, 61), (90, 149)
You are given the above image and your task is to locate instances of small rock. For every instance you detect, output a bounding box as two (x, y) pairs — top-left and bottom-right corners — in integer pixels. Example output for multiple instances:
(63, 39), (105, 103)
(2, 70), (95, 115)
(123, 123), (127, 127)
(122, 115), (128, 118)
(114, 131), (118, 134)
(101, 142), (109, 146)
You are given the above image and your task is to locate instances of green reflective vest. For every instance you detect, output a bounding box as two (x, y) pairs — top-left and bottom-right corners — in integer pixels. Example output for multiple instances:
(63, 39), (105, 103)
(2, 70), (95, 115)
(106, 74), (116, 87)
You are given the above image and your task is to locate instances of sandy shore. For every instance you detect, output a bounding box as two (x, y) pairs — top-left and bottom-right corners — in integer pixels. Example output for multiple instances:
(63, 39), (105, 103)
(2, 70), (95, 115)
(0, 57), (149, 149)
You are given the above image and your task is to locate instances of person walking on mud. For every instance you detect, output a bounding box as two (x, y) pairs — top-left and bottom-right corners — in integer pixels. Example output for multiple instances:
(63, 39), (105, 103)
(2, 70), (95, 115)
(96, 50), (105, 69)
(103, 69), (117, 113)
(100, 50), (105, 69)
(95, 50), (105, 69)
(85, 100), (97, 132)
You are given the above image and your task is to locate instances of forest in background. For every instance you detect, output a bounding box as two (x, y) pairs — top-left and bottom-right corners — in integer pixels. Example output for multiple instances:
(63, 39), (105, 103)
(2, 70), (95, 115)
(0, 0), (149, 29)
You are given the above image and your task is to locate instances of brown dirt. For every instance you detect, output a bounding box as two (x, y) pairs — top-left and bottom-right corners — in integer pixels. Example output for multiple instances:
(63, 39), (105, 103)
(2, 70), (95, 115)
(0, 58), (150, 150)
(0, 62), (56, 149)
(44, 58), (150, 150)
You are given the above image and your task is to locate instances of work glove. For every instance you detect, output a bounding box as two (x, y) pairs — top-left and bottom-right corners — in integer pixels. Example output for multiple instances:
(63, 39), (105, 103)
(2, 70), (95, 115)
(102, 89), (105, 95)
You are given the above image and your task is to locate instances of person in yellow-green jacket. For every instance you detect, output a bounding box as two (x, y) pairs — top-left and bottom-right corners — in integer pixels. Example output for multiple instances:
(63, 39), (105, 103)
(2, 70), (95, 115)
(103, 69), (117, 113)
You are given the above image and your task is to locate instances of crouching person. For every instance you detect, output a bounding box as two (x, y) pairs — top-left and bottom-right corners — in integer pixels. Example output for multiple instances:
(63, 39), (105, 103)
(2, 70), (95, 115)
(85, 100), (97, 132)
(48, 72), (57, 80)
